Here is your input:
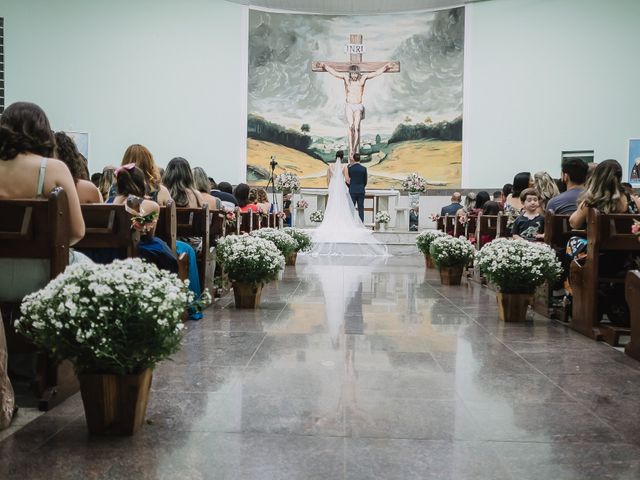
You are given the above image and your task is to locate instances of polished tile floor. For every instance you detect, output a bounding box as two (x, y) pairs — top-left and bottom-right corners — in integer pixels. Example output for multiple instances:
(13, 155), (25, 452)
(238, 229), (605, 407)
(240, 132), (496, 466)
(2, 255), (640, 479)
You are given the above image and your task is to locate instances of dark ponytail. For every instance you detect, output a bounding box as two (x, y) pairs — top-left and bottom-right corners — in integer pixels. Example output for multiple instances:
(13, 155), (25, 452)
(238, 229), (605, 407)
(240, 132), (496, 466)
(116, 166), (147, 197)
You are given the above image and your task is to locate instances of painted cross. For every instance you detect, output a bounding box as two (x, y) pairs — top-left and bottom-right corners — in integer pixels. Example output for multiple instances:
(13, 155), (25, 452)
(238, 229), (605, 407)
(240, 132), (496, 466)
(312, 34), (401, 73)
(312, 34), (400, 158)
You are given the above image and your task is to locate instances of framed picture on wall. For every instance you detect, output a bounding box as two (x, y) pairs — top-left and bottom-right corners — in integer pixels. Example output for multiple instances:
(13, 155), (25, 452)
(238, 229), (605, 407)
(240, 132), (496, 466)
(628, 139), (640, 184)
(65, 131), (89, 160)
(561, 150), (594, 165)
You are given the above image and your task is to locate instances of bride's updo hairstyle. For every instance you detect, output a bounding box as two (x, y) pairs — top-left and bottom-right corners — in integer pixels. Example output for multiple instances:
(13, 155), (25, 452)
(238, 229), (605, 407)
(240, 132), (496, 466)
(0, 102), (56, 160)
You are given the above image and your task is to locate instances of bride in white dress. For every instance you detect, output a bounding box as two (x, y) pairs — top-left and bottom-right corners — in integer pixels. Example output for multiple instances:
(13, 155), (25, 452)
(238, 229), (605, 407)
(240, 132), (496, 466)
(305, 156), (388, 257)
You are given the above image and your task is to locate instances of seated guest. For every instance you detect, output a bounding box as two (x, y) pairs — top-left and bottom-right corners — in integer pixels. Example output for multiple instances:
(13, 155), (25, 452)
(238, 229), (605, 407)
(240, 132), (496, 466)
(54, 132), (103, 203)
(283, 192), (292, 226)
(119, 144), (171, 205)
(256, 188), (271, 213)
(0, 102), (87, 428)
(502, 183), (513, 198)
(91, 172), (102, 188)
(111, 164), (177, 273)
(192, 166), (222, 210)
(440, 192), (463, 216)
(511, 188), (544, 241)
(210, 180), (238, 209)
(463, 192), (476, 214)
(235, 183), (258, 213)
(504, 172), (532, 217)
(98, 166), (117, 200)
(533, 171), (560, 211)
(471, 191), (490, 214)
(546, 157), (588, 215)
(162, 157), (205, 208)
(114, 165), (202, 319)
(0, 102), (87, 294)
(492, 190), (504, 204)
(482, 201), (501, 215)
(569, 159), (634, 229)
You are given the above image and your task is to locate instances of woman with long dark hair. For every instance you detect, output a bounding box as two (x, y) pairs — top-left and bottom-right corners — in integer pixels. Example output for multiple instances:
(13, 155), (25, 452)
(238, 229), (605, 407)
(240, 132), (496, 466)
(162, 157), (204, 208)
(54, 131), (102, 203)
(118, 144), (171, 205)
(235, 183), (258, 213)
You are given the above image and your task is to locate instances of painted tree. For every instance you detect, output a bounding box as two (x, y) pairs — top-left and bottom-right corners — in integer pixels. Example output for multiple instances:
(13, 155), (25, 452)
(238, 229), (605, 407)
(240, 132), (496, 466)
(300, 124), (310, 133)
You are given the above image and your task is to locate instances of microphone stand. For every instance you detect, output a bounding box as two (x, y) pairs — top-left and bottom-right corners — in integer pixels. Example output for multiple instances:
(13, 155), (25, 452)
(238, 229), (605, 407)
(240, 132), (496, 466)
(266, 160), (279, 215)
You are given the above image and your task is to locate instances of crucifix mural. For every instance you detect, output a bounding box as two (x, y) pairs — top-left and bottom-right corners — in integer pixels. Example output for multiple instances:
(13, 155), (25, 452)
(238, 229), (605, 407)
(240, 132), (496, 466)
(312, 34), (400, 159)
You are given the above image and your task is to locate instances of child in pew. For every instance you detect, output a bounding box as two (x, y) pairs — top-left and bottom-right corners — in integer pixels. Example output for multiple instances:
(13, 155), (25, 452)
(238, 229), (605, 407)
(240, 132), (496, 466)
(109, 166), (203, 319)
(511, 188), (545, 242)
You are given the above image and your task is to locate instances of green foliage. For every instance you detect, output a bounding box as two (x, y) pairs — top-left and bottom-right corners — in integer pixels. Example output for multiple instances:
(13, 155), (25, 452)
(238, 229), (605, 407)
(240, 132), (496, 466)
(283, 227), (313, 252)
(17, 259), (191, 375)
(415, 230), (446, 255)
(429, 236), (475, 267)
(388, 117), (462, 144)
(248, 114), (316, 155)
(475, 238), (562, 293)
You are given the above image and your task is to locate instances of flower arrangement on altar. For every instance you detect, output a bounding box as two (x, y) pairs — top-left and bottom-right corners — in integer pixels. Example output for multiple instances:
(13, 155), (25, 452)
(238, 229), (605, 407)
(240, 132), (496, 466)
(429, 213), (440, 223)
(401, 172), (427, 193)
(16, 258), (191, 375)
(216, 234), (284, 284)
(296, 199), (309, 209)
(475, 238), (562, 294)
(310, 210), (324, 223)
(429, 236), (475, 267)
(250, 228), (298, 258)
(283, 227), (312, 253)
(415, 230), (446, 256)
(375, 211), (390, 224)
(275, 172), (300, 192)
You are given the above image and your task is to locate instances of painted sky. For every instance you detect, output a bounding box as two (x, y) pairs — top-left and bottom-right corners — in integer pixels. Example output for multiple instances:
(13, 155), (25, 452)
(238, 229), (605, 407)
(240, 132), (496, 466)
(248, 8), (464, 138)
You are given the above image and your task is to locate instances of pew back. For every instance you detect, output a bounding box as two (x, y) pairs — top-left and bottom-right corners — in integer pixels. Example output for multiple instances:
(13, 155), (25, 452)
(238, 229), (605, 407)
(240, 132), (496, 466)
(75, 204), (140, 257)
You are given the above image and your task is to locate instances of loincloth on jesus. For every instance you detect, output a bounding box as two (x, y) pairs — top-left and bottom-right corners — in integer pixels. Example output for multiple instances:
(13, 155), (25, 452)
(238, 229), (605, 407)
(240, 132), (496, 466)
(345, 102), (365, 120)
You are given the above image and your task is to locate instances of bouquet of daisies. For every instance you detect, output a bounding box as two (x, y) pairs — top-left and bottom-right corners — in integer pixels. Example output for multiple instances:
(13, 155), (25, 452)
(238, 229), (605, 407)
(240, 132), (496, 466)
(401, 172), (427, 193)
(429, 235), (475, 267)
(375, 211), (390, 224)
(275, 172), (300, 192)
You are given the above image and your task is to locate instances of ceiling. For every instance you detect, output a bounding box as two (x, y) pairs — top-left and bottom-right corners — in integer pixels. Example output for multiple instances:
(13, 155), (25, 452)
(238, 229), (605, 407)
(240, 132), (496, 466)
(224, 0), (489, 15)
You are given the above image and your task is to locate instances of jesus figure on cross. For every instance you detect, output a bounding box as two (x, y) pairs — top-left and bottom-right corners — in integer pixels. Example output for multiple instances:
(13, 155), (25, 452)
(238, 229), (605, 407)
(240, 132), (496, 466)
(313, 34), (400, 160)
(318, 62), (393, 160)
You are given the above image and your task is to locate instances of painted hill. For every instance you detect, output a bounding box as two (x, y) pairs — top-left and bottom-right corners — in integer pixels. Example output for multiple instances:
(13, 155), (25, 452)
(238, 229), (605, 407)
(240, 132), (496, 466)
(247, 139), (328, 188)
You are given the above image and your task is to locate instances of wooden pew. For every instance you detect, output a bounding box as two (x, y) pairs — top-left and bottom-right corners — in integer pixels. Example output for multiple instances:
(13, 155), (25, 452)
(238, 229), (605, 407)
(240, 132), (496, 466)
(475, 214), (498, 249)
(176, 204), (210, 292)
(443, 214), (455, 236)
(436, 216), (445, 232)
(0, 188), (78, 410)
(238, 211), (254, 234)
(75, 204), (140, 260)
(569, 208), (640, 344)
(209, 209), (226, 244)
(464, 215), (477, 242)
(625, 270), (640, 361)
(156, 199), (177, 253)
(496, 212), (511, 238)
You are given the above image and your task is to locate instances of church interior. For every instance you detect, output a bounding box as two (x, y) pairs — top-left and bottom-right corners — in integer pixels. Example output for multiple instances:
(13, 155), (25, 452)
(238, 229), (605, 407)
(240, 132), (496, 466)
(2, 0), (640, 478)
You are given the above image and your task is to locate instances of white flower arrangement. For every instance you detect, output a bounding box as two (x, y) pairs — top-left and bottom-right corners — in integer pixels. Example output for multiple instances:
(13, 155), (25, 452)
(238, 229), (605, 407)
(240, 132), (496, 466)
(401, 172), (427, 193)
(310, 210), (324, 223)
(475, 238), (562, 293)
(429, 235), (475, 267)
(275, 172), (301, 192)
(415, 229), (447, 256)
(250, 227), (298, 257)
(283, 227), (313, 252)
(16, 258), (191, 375)
(375, 210), (390, 224)
(216, 234), (284, 284)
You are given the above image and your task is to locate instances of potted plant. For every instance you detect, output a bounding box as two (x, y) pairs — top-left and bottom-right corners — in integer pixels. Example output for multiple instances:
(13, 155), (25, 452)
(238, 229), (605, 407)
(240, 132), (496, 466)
(251, 228), (298, 267)
(274, 171), (301, 194)
(16, 258), (191, 435)
(375, 211), (390, 232)
(310, 210), (324, 223)
(401, 172), (427, 207)
(429, 235), (475, 285)
(216, 234), (284, 308)
(475, 238), (562, 322)
(283, 227), (312, 265)
(416, 230), (446, 268)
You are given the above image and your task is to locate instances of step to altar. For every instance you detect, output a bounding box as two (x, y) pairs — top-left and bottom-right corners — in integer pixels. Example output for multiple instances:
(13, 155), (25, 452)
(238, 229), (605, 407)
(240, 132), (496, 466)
(372, 230), (419, 255)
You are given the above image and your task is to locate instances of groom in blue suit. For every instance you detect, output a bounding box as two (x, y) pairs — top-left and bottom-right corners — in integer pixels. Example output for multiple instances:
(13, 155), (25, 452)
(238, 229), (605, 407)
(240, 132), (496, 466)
(347, 153), (368, 222)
